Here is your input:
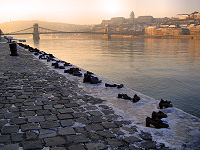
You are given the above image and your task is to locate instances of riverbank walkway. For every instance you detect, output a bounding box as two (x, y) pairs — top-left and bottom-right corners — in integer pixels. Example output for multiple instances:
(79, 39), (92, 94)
(1, 38), (200, 150)
(0, 39), (170, 150)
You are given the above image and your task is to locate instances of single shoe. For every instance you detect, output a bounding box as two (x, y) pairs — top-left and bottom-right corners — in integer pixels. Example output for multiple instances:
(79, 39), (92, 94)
(146, 117), (169, 128)
(152, 111), (167, 119)
(117, 84), (124, 88)
(132, 94), (140, 102)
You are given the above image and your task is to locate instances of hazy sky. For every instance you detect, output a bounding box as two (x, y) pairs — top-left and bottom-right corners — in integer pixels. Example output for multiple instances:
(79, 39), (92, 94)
(1, 0), (199, 24)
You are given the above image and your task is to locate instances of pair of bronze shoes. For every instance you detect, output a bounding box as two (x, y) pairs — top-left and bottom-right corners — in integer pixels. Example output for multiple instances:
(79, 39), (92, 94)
(159, 99), (173, 109)
(146, 111), (169, 128)
(83, 71), (102, 84)
(64, 68), (82, 76)
(117, 94), (140, 102)
(105, 83), (124, 88)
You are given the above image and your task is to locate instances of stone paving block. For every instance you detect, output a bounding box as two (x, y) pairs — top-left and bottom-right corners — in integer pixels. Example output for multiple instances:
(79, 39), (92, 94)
(11, 133), (24, 142)
(88, 111), (103, 116)
(22, 139), (43, 150)
(45, 115), (58, 121)
(110, 128), (124, 135)
(72, 113), (88, 118)
(139, 132), (152, 140)
(25, 131), (38, 140)
(21, 110), (36, 117)
(64, 103), (79, 108)
(88, 132), (101, 140)
(21, 123), (40, 131)
(9, 106), (19, 112)
(75, 118), (90, 124)
(101, 109), (115, 115)
(99, 105), (110, 109)
(101, 122), (118, 129)
(40, 121), (60, 129)
(85, 142), (107, 150)
(0, 120), (8, 127)
(4, 112), (20, 119)
(21, 105), (43, 111)
(68, 144), (86, 150)
(61, 119), (75, 127)
(98, 130), (115, 138)
(10, 118), (27, 125)
(140, 141), (157, 149)
(84, 106), (98, 110)
(36, 109), (51, 115)
(1, 125), (19, 134)
(28, 116), (45, 122)
(74, 127), (85, 133)
(0, 114), (4, 119)
(58, 108), (74, 113)
(44, 136), (67, 146)
(88, 116), (105, 123)
(123, 136), (142, 143)
(114, 120), (132, 127)
(85, 124), (104, 132)
(103, 114), (121, 122)
(54, 104), (64, 109)
(0, 134), (11, 143)
(57, 100), (70, 104)
(122, 127), (137, 134)
(0, 143), (20, 150)
(58, 127), (76, 135)
(39, 129), (57, 138)
(44, 104), (53, 110)
(58, 113), (74, 120)
(106, 139), (124, 147)
(67, 134), (89, 143)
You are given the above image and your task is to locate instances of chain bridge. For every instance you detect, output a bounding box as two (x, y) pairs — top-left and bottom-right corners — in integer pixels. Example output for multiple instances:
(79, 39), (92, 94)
(1, 23), (126, 40)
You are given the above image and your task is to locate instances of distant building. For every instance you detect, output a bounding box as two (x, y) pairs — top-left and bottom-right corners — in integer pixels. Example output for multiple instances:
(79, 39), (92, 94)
(145, 26), (157, 35)
(190, 25), (200, 35)
(136, 16), (154, 23)
(129, 11), (135, 24)
(175, 14), (189, 20)
(145, 26), (190, 36)
(101, 17), (126, 26)
(190, 11), (199, 19)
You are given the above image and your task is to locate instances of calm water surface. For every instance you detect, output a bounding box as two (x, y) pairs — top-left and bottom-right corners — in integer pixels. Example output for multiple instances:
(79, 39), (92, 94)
(26, 37), (200, 117)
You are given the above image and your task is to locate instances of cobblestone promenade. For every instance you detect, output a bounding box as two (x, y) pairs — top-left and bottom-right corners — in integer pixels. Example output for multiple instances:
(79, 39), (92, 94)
(0, 39), (169, 150)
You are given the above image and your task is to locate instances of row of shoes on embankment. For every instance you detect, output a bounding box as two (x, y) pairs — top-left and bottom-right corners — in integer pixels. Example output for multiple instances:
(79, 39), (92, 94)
(146, 99), (173, 129)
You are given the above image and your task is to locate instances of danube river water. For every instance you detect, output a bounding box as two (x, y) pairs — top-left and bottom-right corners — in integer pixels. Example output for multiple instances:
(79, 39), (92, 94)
(25, 37), (200, 118)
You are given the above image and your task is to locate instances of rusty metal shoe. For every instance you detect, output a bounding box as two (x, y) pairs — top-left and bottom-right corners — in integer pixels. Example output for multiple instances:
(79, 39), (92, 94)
(146, 117), (169, 128)
(152, 111), (167, 119)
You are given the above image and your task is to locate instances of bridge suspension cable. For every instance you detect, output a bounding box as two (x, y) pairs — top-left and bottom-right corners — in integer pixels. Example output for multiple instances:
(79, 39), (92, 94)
(7, 27), (33, 34)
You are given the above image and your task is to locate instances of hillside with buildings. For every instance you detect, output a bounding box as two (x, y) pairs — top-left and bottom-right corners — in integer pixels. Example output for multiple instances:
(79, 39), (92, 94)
(94, 11), (200, 38)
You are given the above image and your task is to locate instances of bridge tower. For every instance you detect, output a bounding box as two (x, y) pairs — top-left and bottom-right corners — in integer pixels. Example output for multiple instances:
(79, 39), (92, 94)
(103, 25), (111, 39)
(33, 23), (40, 40)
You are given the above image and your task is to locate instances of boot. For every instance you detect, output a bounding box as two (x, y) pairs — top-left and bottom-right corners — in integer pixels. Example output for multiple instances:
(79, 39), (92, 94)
(146, 117), (169, 128)
(152, 111), (167, 119)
